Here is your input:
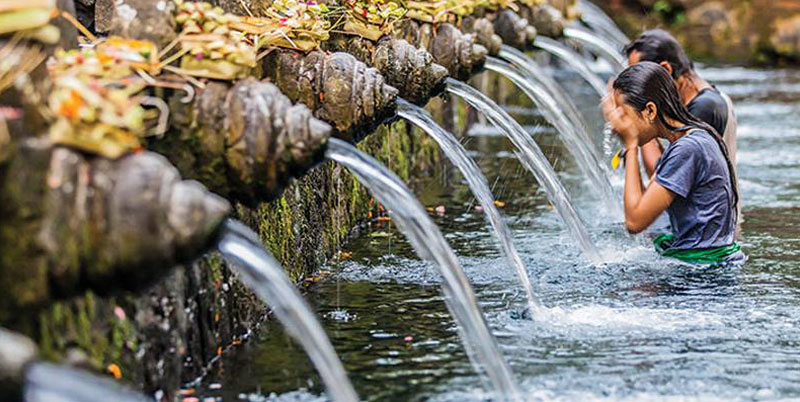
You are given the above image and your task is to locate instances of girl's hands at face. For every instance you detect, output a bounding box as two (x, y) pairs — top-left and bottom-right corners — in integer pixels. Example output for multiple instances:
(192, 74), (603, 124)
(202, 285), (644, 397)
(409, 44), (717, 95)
(602, 92), (639, 149)
(608, 107), (639, 149)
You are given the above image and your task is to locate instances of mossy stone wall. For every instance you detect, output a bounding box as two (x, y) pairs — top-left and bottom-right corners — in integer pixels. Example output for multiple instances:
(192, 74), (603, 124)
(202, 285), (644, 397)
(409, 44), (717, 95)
(29, 119), (441, 400)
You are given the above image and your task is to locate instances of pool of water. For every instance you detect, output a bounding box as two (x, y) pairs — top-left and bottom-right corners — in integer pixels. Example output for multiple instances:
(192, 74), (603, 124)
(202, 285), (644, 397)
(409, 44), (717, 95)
(194, 65), (800, 401)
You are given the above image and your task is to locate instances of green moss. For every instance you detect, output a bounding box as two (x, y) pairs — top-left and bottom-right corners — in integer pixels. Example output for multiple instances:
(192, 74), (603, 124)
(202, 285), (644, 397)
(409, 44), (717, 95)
(110, 313), (131, 362)
(208, 253), (224, 285)
(35, 291), (139, 381)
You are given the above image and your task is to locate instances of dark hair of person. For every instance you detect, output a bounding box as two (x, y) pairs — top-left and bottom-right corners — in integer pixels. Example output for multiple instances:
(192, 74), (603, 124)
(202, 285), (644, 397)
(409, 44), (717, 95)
(623, 29), (693, 79)
(612, 62), (739, 218)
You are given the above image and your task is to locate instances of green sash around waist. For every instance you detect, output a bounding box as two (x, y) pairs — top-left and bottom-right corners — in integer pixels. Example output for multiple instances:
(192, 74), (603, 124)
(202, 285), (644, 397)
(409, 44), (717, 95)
(653, 233), (741, 265)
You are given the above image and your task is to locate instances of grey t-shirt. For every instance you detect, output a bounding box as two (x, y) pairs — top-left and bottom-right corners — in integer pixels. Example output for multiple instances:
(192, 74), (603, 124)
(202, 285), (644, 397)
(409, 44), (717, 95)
(655, 128), (736, 250)
(689, 86), (742, 229)
(688, 87), (728, 137)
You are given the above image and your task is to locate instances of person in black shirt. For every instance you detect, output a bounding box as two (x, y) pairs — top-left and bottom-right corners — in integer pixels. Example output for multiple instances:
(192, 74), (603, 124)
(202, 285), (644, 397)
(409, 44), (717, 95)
(623, 29), (740, 223)
(687, 87), (729, 137)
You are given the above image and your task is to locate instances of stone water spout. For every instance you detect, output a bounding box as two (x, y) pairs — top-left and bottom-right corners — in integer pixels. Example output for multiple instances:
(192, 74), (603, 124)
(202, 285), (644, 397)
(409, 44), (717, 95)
(60, 1), (338, 205)
(160, 78), (332, 205)
(1, 2), (228, 328)
(323, 35), (449, 106)
(489, 10), (539, 50)
(460, 16), (505, 56)
(264, 50), (399, 143)
(0, 328), (37, 399)
(395, 20), (488, 81)
(518, 2), (569, 38)
(0, 328), (155, 402)
(445, 7), (535, 53)
(0, 139), (230, 322)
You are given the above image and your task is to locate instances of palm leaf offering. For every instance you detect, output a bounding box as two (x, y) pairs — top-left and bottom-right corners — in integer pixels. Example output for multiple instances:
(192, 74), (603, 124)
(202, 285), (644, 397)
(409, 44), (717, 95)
(261, 0), (334, 50)
(173, 0), (335, 79)
(0, 37), (47, 93)
(341, 0), (406, 41)
(0, 0), (60, 43)
(517, 0), (545, 7)
(174, 1), (259, 79)
(47, 75), (146, 158)
(49, 37), (160, 79)
(404, 0), (517, 23)
(405, 0), (467, 23)
(46, 39), (168, 158)
(482, 0), (518, 12)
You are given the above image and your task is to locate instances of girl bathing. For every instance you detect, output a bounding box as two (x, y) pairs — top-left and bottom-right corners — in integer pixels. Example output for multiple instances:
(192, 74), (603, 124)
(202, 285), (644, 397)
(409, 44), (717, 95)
(603, 62), (744, 265)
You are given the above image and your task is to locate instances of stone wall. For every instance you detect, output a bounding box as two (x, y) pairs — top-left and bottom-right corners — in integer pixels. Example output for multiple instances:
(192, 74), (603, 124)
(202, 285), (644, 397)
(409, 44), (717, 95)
(24, 119), (442, 400)
(600, 0), (800, 63)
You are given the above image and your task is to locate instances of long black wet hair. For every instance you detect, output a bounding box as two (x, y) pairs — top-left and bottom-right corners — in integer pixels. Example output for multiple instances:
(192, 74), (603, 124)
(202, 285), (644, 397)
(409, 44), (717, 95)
(623, 29), (693, 79)
(612, 62), (739, 218)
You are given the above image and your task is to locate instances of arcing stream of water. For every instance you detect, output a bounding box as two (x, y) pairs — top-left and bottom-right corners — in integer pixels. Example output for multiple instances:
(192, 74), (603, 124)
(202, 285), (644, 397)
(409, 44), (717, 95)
(217, 219), (359, 402)
(563, 26), (627, 72)
(397, 99), (542, 316)
(484, 56), (622, 220)
(325, 138), (522, 400)
(576, 0), (631, 48)
(533, 36), (608, 97)
(445, 78), (601, 263)
(529, 36), (624, 164)
(498, 45), (597, 152)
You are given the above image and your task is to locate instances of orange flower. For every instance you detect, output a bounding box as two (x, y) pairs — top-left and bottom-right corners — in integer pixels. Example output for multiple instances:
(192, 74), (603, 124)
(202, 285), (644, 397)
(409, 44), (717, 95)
(107, 363), (122, 380)
(59, 90), (85, 119)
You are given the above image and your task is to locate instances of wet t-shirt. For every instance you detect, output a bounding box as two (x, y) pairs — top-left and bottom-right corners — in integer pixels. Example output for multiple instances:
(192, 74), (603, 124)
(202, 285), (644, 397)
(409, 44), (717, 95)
(655, 128), (736, 251)
(689, 86), (742, 227)
(688, 87), (728, 136)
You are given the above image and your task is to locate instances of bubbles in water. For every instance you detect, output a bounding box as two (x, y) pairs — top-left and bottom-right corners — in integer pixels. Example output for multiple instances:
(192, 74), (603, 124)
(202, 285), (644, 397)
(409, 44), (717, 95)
(324, 309), (358, 322)
(238, 390), (327, 402)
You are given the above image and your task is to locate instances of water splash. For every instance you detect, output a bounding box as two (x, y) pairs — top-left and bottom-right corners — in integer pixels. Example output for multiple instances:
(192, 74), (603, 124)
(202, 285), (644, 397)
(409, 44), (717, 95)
(485, 57), (622, 220)
(576, 0), (631, 48)
(445, 78), (601, 262)
(397, 98), (543, 316)
(217, 219), (359, 402)
(564, 26), (627, 72)
(533, 36), (608, 97)
(325, 138), (522, 400)
(24, 363), (154, 402)
(536, 305), (723, 331)
(602, 122), (619, 165)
